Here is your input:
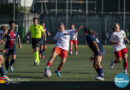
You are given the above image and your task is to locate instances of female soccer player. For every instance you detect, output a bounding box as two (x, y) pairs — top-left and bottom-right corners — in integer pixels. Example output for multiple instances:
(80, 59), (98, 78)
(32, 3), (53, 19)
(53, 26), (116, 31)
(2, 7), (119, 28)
(0, 40), (7, 77)
(4, 20), (22, 73)
(110, 23), (130, 75)
(69, 24), (78, 55)
(83, 28), (105, 81)
(39, 22), (50, 58)
(44, 23), (83, 77)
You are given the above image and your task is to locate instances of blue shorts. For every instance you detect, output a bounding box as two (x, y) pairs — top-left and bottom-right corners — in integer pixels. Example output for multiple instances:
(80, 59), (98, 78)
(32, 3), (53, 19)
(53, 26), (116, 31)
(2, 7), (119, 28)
(5, 49), (16, 56)
(94, 49), (105, 59)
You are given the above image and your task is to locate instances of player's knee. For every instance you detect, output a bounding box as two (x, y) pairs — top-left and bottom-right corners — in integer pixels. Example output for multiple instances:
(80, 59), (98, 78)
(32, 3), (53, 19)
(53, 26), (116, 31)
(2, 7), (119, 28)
(118, 59), (122, 63)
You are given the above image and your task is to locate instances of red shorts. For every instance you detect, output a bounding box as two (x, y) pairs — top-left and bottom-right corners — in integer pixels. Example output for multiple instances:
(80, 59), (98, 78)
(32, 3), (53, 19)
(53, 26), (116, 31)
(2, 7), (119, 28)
(53, 47), (68, 58)
(114, 48), (128, 58)
(70, 40), (77, 44)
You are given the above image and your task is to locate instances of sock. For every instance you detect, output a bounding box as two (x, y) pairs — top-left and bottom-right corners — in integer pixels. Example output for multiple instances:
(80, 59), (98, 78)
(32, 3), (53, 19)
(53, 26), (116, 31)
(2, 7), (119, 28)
(114, 59), (117, 63)
(98, 68), (103, 77)
(47, 62), (51, 67)
(57, 67), (62, 71)
(0, 67), (5, 77)
(45, 62), (51, 70)
(5, 60), (9, 70)
(35, 52), (39, 63)
(123, 62), (128, 69)
(69, 49), (72, 51)
(96, 68), (100, 75)
(10, 59), (15, 66)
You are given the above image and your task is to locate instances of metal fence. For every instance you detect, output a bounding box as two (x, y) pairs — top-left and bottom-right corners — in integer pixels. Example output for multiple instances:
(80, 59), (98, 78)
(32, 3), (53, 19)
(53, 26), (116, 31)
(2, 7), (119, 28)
(0, 0), (130, 44)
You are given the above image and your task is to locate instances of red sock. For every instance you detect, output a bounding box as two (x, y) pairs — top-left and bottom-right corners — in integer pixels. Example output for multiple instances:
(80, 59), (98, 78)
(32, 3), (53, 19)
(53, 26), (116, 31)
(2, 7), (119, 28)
(123, 62), (128, 69)
(114, 59), (117, 63)
(70, 49), (72, 51)
(57, 67), (62, 71)
(47, 62), (51, 67)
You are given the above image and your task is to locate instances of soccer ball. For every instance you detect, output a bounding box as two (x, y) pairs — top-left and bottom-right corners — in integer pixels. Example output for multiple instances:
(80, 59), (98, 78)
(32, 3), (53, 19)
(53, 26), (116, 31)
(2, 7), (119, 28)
(44, 70), (52, 77)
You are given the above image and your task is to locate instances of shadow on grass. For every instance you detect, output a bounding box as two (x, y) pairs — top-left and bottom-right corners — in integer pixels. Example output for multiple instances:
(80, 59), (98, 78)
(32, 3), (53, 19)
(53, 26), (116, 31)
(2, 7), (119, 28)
(0, 81), (129, 90)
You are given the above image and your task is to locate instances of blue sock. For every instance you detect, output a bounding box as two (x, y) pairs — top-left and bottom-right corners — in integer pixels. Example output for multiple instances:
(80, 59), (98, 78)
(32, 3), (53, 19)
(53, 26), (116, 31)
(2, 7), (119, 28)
(98, 68), (103, 77)
(5, 60), (9, 70)
(10, 59), (15, 66)
(0, 67), (5, 77)
(96, 69), (100, 75)
(45, 66), (49, 70)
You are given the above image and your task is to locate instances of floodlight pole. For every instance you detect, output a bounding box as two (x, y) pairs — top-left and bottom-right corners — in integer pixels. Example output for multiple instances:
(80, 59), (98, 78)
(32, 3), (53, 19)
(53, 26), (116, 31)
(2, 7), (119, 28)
(55, 0), (57, 15)
(118, 0), (120, 14)
(66, 0), (68, 29)
(86, 0), (88, 27)
(13, 0), (15, 21)
(123, 0), (126, 30)
(70, 0), (72, 15)
(101, 0), (104, 15)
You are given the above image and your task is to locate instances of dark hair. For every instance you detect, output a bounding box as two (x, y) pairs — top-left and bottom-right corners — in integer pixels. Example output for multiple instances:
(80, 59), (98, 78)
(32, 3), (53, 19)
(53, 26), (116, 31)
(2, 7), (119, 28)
(83, 28), (92, 34)
(33, 17), (38, 21)
(41, 21), (44, 24)
(83, 28), (98, 38)
(9, 20), (15, 25)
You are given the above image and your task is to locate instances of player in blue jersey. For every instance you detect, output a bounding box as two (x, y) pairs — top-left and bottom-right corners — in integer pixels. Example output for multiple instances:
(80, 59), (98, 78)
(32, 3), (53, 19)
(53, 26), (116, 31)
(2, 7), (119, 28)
(39, 22), (50, 58)
(4, 20), (22, 73)
(83, 28), (105, 81)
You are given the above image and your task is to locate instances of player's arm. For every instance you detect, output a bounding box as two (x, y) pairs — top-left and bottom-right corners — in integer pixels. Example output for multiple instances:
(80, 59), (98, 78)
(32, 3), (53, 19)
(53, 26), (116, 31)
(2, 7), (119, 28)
(92, 41), (100, 52)
(54, 33), (58, 40)
(18, 35), (22, 48)
(124, 37), (130, 43)
(47, 30), (51, 36)
(75, 25), (83, 33)
(109, 34), (120, 44)
(27, 25), (32, 36)
(111, 41), (120, 44)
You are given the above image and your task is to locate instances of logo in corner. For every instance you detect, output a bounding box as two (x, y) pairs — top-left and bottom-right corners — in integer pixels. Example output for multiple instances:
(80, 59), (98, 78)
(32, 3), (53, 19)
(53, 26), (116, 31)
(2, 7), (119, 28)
(0, 77), (5, 84)
(114, 73), (129, 88)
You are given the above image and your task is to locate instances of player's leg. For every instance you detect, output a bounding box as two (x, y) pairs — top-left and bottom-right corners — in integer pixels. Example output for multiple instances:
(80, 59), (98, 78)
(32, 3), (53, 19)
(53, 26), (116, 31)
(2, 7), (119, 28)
(94, 56), (104, 80)
(45, 52), (58, 70)
(69, 40), (73, 55)
(32, 38), (41, 65)
(55, 57), (67, 77)
(39, 39), (44, 58)
(42, 43), (47, 58)
(34, 47), (40, 65)
(0, 55), (5, 77)
(9, 54), (16, 72)
(5, 50), (10, 73)
(55, 49), (67, 77)
(122, 48), (128, 74)
(39, 45), (44, 58)
(110, 51), (122, 69)
(74, 40), (78, 55)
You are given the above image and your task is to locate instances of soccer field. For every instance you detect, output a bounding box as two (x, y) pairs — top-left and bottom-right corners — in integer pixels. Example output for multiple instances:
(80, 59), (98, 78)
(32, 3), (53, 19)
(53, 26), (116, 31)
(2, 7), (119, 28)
(1, 44), (130, 89)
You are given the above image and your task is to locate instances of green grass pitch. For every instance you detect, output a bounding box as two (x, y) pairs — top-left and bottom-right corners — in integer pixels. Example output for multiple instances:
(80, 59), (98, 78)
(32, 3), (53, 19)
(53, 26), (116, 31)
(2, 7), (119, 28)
(1, 44), (130, 89)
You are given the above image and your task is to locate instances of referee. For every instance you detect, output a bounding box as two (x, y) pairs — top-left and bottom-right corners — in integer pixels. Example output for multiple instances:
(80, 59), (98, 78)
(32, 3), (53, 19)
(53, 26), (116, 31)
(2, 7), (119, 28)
(28, 17), (45, 65)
